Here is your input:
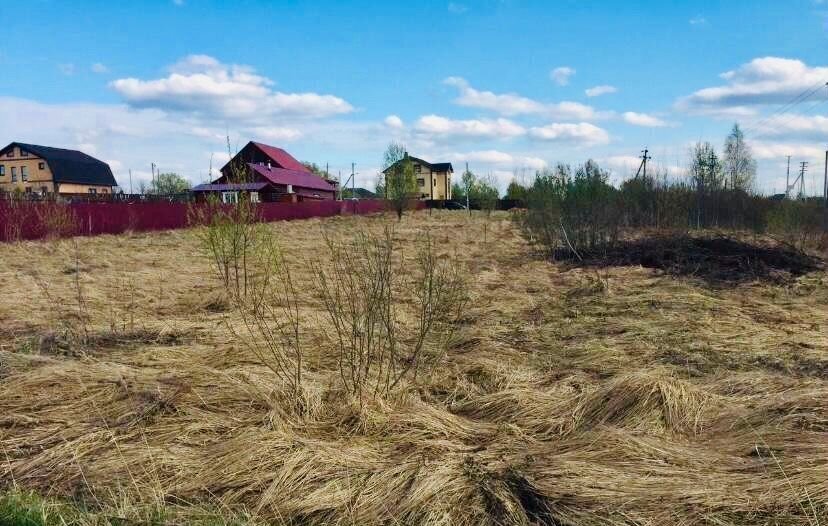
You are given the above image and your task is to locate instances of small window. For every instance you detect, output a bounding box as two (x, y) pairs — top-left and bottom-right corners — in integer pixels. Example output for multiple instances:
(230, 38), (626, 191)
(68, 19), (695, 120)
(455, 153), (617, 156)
(88, 188), (98, 195)
(11, 167), (17, 182)
(415, 165), (421, 173)
(433, 179), (437, 186)
(0, 165), (4, 176)
(5, 150), (13, 158)
(25, 187), (32, 193)
(417, 178), (425, 187)
(21, 150), (28, 157)
(21, 166), (28, 181)
(40, 186), (48, 194)
(38, 162), (45, 170)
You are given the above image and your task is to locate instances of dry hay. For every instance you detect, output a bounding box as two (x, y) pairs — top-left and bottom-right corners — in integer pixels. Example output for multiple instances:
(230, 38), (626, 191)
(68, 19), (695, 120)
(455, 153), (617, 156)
(1, 211), (827, 525)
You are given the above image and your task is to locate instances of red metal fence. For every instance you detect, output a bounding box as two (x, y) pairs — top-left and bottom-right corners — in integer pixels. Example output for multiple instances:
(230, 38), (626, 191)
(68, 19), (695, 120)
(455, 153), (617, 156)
(0, 199), (395, 242)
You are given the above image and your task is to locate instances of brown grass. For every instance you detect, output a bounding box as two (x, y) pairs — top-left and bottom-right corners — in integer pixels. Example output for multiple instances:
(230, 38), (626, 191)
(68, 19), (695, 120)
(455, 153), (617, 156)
(1, 211), (827, 525)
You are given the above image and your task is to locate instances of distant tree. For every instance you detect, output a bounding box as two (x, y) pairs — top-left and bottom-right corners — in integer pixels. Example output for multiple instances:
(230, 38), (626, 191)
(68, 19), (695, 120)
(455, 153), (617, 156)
(461, 168), (476, 215)
(451, 182), (465, 202)
(383, 142), (416, 220)
(471, 176), (499, 217)
(302, 162), (329, 179)
(690, 142), (725, 193)
(505, 180), (528, 202)
(723, 123), (756, 192)
(148, 172), (191, 194)
(374, 172), (386, 198)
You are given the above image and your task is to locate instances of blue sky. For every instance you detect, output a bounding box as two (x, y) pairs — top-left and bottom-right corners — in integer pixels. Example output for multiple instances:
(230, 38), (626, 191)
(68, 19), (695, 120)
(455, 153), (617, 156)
(2, 0), (827, 194)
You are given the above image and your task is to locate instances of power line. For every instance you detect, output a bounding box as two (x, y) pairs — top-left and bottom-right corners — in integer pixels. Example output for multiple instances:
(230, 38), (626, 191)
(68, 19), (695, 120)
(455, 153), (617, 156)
(742, 80), (828, 138)
(748, 97), (828, 140)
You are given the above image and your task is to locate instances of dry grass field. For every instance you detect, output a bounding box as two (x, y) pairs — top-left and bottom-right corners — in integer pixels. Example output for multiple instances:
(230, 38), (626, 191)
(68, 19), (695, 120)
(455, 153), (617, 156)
(1, 210), (827, 525)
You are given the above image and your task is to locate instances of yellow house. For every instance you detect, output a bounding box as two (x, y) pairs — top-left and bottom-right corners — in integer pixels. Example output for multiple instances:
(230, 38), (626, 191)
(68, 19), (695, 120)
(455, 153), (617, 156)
(0, 142), (117, 196)
(382, 153), (453, 200)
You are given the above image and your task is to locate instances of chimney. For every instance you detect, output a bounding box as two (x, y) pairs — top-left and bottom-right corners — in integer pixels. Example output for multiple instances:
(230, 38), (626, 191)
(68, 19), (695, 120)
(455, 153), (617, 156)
(404, 151), (409, 159)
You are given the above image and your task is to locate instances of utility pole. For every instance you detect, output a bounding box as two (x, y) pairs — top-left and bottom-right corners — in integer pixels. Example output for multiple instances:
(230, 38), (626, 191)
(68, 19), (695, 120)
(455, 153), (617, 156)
(635, 148), (651, 179)
(351, 162), (356, 214)
(824, 149), (827, 206)
(799, 161), (808, 199)
(465, 162), (470, 216)
(785, 156), (791, 199)
(129, 169), (133, 195)
(338, 170), (342, 201)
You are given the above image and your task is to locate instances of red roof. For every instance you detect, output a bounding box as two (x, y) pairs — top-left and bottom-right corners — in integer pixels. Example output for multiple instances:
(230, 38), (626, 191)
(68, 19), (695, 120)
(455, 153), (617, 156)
(248, 163), (336, 192)
(251, 142), (311, 173)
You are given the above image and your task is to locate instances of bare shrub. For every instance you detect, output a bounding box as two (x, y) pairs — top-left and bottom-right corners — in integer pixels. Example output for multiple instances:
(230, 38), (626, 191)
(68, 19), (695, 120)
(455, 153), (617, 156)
(314, 226), (467, 400)
(34, 202), (78, 240)
(1, 200), (28, 242)
(517, 161), (621, 257)
(231, 243), (304, 400)
(189, 197), (267, 300)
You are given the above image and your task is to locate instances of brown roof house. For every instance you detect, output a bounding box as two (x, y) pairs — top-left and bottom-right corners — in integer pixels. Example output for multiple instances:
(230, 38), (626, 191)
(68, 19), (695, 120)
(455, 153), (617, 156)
(193, 142), (337, 203)
(382, 153), (453, 200)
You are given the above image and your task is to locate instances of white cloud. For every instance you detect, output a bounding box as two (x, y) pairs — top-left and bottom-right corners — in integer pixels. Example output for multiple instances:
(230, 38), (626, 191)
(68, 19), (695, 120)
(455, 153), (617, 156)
(750, 140), (827, 160)
(448, 2), (468, 14)
(246, 126), (303, 142)
(173, 0), (184, 5)
(689, 16), (707, 25)
(91, 63), (109, 74)
(414, 115), (526, 139)
(111, 54), (354, 123)
(550, 66), (576, 86)
(58, 63), (75, 76)
(444, 76), (597, 120)
(528, 122), (610, 145)
(448, 150), (547, 170)
(622, 111), (671, 127)
(585, 85), (617, 97)
(744, 113), (828, 141)
(384, 115), (404, 129)
(677, 57), (828, 113)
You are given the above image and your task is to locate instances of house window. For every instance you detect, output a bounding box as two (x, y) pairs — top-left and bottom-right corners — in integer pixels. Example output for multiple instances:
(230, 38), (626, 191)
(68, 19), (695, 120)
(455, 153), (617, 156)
(0, 165), (4, 176)
(433, 179), (436, 186)
(40, 186), (48, 194)
(21, 166), (28, 181)
(21, 150), (28, 157)
(38, 162), (45, 170)
(88, 188), (98, 195)
(417, 178), (425, 187)
(415, 164), (421, 173)
(6, 150), (13, 158)
(221, 191), (238, 204)
(25, 187), (32, 193)
(11, 167), (17, 182)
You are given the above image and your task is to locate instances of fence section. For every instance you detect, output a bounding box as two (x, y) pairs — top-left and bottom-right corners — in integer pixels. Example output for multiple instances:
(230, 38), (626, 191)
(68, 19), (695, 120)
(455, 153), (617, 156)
(0, 199), (391, 242)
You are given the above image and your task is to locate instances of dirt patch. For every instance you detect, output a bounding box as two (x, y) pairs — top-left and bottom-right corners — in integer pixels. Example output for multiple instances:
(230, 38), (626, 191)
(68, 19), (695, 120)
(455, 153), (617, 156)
(558, 235), (823, 285)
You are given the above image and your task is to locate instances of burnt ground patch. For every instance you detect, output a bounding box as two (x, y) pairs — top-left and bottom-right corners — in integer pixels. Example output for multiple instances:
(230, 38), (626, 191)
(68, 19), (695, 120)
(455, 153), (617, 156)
(557, 235), (823, 286)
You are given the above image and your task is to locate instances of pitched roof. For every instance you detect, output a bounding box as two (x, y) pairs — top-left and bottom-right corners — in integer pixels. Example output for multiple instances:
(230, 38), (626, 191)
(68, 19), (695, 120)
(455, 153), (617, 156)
(250, 142), (311, 173)
(1, 142), (117, 187)
(382, 155), (453, 174)
(192, 182), (273, 192)
(342, 187), (377, 198)
(248, 163), (336, 192)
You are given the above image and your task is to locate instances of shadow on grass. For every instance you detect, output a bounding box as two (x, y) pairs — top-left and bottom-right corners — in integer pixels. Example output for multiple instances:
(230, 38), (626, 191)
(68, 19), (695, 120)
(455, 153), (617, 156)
(556, 235), (824, 286)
